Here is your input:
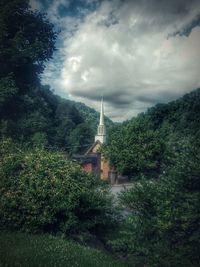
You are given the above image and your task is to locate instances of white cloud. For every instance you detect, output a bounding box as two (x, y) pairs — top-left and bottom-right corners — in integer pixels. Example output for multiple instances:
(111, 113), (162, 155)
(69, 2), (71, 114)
(42, 0), (200, 121)
(30, 0), (43, 11)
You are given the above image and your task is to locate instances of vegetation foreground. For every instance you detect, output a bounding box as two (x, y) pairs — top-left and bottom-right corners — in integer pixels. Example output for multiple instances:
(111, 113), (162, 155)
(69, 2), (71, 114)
(0, 230), (127, 267)
(0, 1), (200, 266)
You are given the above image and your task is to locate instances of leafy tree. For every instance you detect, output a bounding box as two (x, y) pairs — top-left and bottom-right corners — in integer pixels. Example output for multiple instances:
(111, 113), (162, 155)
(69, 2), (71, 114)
(0, 0), (56, 140)
(0, 74), (18, 109)
(0, 0), (56, 89)
(31, 132), (48, 147)
(0, 1), (96, 153)
(147, 88), (200, 137)
(111, 135), (200, 266)
(0, 139), (117, 234)
(69, 123), (94, 154)
(105, 88), (200, 179)
(104, 116), (164, 178)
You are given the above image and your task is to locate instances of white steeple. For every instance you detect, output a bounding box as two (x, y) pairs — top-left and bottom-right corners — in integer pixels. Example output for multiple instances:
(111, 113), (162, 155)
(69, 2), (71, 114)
(95, 97), (106, 144)
(99, 97), (104, 125)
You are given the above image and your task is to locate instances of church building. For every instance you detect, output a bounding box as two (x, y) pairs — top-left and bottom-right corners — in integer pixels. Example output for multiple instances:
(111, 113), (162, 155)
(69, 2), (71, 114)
(85, 98), (110, 180)
(73, 98), (116, 181)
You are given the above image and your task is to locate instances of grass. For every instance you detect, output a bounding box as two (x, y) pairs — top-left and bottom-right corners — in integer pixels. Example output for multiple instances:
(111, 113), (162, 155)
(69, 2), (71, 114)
(0, 230), (128, 267)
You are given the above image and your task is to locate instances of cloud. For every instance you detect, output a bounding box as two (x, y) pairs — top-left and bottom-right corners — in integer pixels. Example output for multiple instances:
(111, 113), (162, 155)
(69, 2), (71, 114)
(39, 0), (200, 121)
(30, 0), (43, 11)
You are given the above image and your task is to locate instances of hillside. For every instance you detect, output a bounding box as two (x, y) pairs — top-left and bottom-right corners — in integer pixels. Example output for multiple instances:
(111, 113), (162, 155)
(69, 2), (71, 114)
(0, 231), (127, 267)
(0, 0), (114, 155)
(105, 88), (200, 177)
(0, 82), (114, 154)
(145, 88), (200, 136)
(68, 100), (114, 135)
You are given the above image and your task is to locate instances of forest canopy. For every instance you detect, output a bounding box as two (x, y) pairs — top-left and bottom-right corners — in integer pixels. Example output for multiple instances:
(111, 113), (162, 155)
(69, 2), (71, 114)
(0, 0), (110, 154)
(104, 88), (200, 179)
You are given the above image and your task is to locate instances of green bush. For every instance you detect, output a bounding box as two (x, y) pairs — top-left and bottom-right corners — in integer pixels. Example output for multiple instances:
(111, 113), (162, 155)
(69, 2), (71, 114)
(110, 137), (200, 267)
(0, 139), (116, 234)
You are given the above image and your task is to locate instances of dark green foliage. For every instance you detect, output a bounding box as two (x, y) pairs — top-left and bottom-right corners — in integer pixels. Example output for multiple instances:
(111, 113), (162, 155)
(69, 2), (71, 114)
(1, 1), (200, 265)
(104, 116), (164, 178)
(0, 1), (109, 154)
(0, 81), (111, 153)
(147, 89), (200, 136)
(104, 88), (200, 179)
(0, 231), (127, 267)
(110, 136), (200, 266)
(0, 74), (18, 108)
(69, 123), (94, 154)
(104, 89), (200, 265)
(0, 0), (56, 88)
(70, 100), (114, 136)
(0, 139), (116, 235)
(0, 0), (54, 143)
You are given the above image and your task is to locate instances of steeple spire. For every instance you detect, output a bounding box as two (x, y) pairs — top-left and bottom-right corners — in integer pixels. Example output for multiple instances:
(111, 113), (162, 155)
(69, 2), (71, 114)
(100, 96), (104, 125)
(95, 97), (106, 144)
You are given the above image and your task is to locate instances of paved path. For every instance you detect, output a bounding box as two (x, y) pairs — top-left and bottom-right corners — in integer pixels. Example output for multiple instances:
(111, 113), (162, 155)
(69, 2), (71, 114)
(110, 183), (134, 197)
(110, 183), (134, 216)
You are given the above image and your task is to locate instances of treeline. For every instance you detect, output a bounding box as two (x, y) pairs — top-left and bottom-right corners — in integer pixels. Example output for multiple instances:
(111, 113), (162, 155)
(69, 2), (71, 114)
(0, 81), (92, 153)
(69, 100), (114, 136)
(105, 88), (200, 179)
(0, 0), (113, 155)
(104, 89), (200, 266)
(0, 0), (117, 253)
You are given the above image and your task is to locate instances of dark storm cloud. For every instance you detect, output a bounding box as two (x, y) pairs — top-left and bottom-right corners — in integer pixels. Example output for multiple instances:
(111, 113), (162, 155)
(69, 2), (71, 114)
(32, 0), (200, 121)
(119, 0), (200, 34)
(172, 14), (200, 36)
(71, 87), (132, 105)
(122, 0), (199, 17)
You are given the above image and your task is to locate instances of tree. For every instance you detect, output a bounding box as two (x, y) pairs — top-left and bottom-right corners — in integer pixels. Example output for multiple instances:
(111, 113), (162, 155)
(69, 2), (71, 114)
(0, 0), (57, 90)
(0, 1), (94, 153)
(0, 139), (117, 234)
(69, 123), (94, 154)
(0, 0), (56, 140)
(111, 135), (200, 266)
(104, 116), (164, 178)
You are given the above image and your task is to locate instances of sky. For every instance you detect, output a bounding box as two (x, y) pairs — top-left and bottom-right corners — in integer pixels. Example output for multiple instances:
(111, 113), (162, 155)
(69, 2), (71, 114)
(30, 0), (200, 122)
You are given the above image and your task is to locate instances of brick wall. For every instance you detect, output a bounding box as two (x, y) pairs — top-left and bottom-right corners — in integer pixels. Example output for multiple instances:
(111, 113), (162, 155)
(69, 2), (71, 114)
(82, 163), (93, 173)
(101, 158), (110, 180)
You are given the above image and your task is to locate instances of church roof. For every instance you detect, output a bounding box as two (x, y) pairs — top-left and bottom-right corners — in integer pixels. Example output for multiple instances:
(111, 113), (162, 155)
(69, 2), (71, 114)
(72, 153), (99, 164)
(85, 140), (102, 155)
